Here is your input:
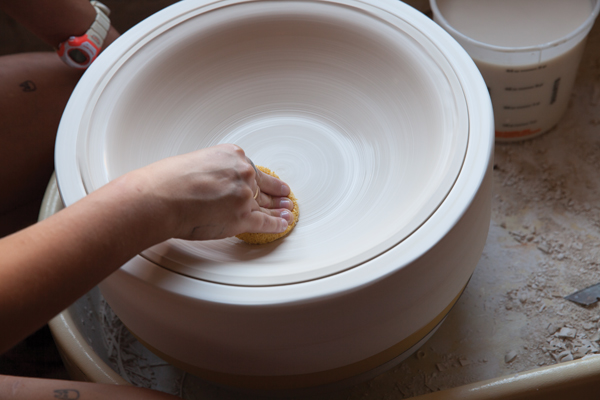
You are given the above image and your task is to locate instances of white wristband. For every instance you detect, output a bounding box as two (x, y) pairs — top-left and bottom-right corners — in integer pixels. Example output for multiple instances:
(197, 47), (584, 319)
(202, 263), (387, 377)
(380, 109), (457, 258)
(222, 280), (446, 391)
(87, 1), (111, 49)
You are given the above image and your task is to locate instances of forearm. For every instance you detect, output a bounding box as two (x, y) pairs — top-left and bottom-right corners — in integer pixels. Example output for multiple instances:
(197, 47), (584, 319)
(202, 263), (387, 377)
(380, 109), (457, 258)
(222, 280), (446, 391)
(0, 145), (292, 353)
(0, 172), (170, 354)
(0, 0), (119, 49)
(0, 375), (180, 400)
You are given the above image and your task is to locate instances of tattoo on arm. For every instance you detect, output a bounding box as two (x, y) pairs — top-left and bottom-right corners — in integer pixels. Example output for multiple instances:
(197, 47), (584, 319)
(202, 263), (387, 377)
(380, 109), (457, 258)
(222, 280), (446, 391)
(19, 80), (36, 92)
(54, 389), (80, 399)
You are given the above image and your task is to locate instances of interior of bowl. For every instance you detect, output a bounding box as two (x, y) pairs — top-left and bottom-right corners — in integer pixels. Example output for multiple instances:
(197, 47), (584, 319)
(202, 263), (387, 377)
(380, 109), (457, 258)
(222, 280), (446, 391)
(77, 0), (469, 286)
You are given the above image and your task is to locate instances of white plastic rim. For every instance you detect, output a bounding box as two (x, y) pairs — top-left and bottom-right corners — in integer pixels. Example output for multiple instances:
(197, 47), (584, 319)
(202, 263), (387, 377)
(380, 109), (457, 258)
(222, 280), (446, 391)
(430, 0), (600, 65)
(56, 0), (472, 287)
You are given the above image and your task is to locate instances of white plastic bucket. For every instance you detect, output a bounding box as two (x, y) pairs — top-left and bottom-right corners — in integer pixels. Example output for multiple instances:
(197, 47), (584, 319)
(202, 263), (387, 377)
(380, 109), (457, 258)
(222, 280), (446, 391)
(431, 0), (600, 141)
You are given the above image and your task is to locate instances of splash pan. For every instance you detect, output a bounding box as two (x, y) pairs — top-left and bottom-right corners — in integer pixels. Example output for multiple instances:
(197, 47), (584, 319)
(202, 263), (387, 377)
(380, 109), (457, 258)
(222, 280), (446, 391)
(58, 0), (468, 286)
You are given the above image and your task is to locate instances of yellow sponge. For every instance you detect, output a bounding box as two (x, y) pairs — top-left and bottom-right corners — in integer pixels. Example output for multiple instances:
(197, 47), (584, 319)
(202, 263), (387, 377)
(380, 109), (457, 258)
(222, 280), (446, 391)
(236, 166), (299, 244)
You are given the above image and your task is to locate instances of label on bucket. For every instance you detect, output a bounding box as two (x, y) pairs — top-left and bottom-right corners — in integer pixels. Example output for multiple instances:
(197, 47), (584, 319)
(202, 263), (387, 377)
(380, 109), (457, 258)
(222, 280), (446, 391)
(473, 39), (586, 141)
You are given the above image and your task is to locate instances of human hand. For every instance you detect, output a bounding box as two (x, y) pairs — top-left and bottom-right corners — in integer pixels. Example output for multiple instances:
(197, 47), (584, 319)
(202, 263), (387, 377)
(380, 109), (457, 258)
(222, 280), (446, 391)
(120, 144), (294, 241)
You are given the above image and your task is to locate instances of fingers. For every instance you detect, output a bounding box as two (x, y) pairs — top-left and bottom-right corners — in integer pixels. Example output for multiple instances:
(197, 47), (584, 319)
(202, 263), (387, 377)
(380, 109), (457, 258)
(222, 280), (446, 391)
(263, 207), (294, 223)
(253, 165), (291, 197)
(244, 208), (293, 234)
(256, 192), (294, 210)
(241, 154), (294, 233)
(244, 157), (292, 210)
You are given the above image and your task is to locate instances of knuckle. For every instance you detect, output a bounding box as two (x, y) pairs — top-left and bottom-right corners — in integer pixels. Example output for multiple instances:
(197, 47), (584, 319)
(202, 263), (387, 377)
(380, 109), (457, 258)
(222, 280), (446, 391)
(240, 163), (255, 181)
(220, 143), (246, 162)
(266, 195), (274, 209)
(241, 186), (253, 201)
(240, 209), (252, 221)
(230, 144), (245, 157)
(231, 183), (251, 203)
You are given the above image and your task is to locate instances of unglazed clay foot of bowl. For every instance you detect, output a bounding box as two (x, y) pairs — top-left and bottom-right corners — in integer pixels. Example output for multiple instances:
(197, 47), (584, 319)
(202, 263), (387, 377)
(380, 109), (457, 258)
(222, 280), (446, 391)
(55, 0), (494, 392)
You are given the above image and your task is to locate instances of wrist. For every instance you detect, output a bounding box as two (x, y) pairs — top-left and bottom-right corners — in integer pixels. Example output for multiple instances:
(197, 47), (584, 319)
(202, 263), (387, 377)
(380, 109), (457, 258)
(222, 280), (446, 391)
(105, 171), (178, 246)
(57, 1), (111, 69)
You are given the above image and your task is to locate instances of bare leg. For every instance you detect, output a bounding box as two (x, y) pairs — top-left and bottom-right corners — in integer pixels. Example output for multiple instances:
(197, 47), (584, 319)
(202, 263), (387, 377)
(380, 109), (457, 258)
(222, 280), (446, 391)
(0, 374), (181, 399)
(0, 52), (82, 237)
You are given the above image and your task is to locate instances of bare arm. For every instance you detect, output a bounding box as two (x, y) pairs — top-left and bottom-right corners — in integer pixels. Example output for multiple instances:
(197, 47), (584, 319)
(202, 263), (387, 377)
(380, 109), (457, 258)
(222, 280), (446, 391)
(0, 375), (180, 399)
(0, 144), (293, 354)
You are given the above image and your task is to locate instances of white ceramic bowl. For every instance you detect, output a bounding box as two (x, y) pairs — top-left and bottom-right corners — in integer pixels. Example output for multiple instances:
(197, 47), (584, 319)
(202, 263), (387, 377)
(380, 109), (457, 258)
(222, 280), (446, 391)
(56, 0), (493, 391)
